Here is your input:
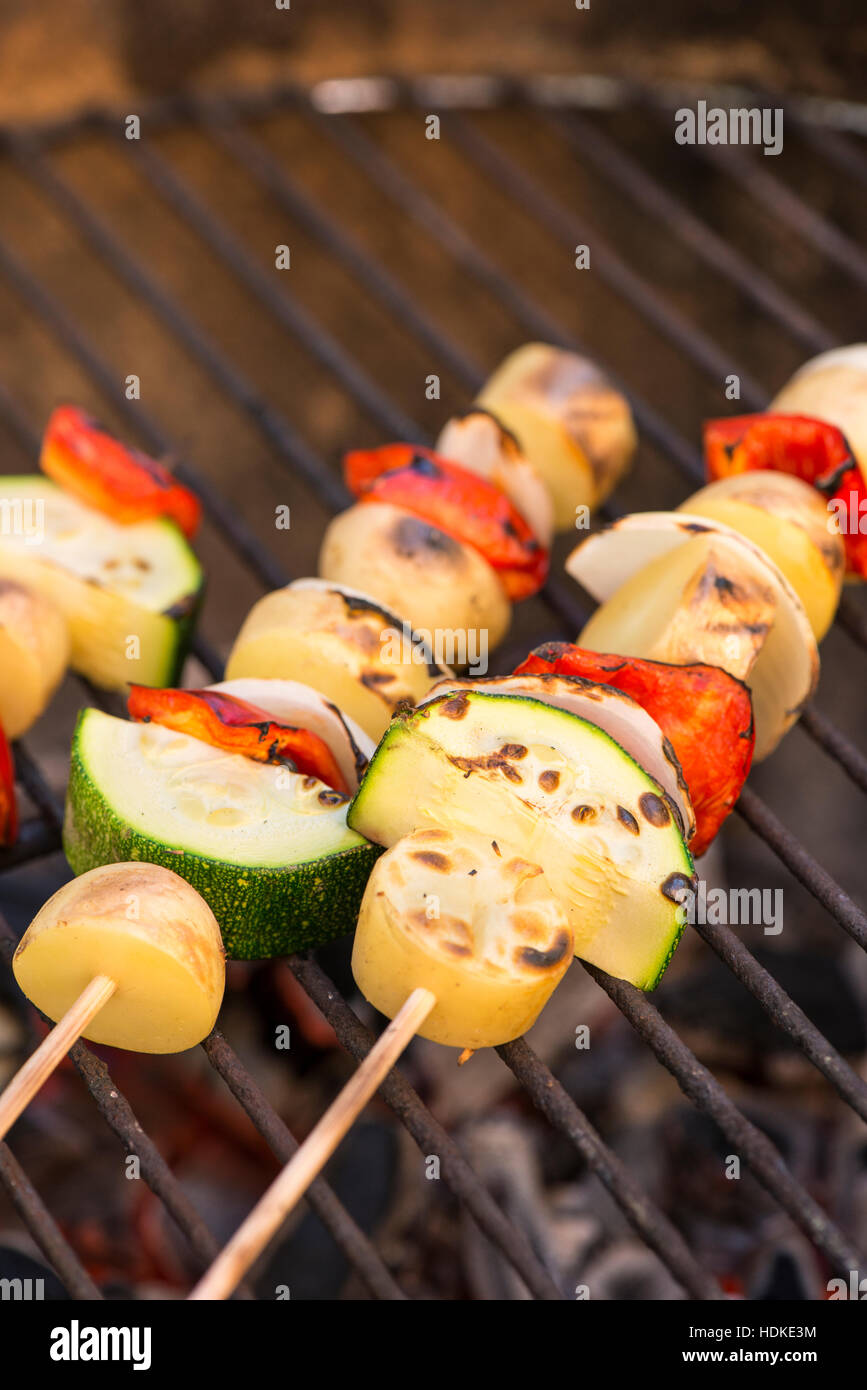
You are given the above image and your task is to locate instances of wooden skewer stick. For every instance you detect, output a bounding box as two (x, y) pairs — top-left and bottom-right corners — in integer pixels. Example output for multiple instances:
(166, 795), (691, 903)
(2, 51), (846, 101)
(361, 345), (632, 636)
(189, 985), (437, 1301)
(0, 974), (117, 1143)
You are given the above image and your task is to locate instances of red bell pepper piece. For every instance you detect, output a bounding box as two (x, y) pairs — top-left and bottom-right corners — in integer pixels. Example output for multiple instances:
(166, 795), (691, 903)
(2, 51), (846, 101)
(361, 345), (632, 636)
(127, 687), (349, 796)
(0, 721), (17, 847)
(703, 412), (867, 578)
(41, 406), (201, 538)
(343, 444), (548, 600)
(515, 643), (754, 858)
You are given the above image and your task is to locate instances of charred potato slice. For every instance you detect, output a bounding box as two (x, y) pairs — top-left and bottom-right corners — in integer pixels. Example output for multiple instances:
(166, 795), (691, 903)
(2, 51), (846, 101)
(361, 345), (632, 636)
(477, 343), (637, 527)
(567, 512), (819, 760)
(352, 828), (572, 1048)
(318, 502), (511, 659)
(225, 578), (451, 741)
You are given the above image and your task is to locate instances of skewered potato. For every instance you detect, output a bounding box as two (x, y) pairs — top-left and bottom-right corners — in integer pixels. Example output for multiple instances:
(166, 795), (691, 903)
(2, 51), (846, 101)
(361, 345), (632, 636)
(678, 472), (844, 640)
(771, 344), (867, 480)
(476, 343), (637, 526)
(0, 580), (70, 738)
(13, 863), (225, 1053)
(318, 502), (511, 657)
(568, 513), (819, 760)
(352, 828), (572, 1048)
(226, 579), (451, 741)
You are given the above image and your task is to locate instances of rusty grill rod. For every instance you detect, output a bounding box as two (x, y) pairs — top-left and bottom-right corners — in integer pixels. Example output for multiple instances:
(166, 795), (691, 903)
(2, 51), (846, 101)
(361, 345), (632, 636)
(0, 1144), (102, 1300)
(0, 84), (865, 1298)
(546, 109), (836, 355)
(584, 963), (863, 1275)
(289, 955), (718, 1300)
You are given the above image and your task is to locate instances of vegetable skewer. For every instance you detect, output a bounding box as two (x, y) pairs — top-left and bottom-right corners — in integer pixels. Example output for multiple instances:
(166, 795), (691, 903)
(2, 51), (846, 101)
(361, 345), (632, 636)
(181, 344), (866, 1287)
(317, 344), (636, 660)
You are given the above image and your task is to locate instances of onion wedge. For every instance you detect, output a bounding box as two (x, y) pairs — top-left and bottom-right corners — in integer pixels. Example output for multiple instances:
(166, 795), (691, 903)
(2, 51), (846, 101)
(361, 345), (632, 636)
(771, 344), (867, 483)
(566, 512), (819, 760)
(207, 678), (374, 792)
(435, 409), (554, 547)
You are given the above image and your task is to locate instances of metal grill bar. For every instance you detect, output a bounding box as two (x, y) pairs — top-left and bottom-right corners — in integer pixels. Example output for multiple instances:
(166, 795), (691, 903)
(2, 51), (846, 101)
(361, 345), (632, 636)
(200, 1032), (406, 1301)
(545, 109), (837, 355)
(795, 122), (867, 186)
(0, 1144), (102, 1299)
(798, 706), (867, 798)
(584, 964), (863, 1275)
(695, 143), (867, 293)
(116, 133), (425, 445)
(442, 111), (769, 406)
(0, 80), (865, 1300)
(690, 917), (867, 1121)
(196, 100), (486, 393)
(736, 788), (867, 950)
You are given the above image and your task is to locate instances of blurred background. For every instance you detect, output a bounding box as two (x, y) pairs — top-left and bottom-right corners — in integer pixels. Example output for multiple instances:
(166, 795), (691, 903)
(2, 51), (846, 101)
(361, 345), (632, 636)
(0, 0), (863, 121)
(0, 0), (865, 1301)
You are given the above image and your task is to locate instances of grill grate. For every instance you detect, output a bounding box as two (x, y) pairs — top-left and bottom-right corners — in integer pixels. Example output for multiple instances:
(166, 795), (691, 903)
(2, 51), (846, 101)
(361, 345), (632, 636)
(0, 74), (865, 1301)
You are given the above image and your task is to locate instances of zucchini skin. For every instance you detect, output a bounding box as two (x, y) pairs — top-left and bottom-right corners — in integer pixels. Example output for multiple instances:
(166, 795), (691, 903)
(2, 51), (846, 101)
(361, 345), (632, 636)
(161, 577), (206, 686)
(63, 728), (382, 959)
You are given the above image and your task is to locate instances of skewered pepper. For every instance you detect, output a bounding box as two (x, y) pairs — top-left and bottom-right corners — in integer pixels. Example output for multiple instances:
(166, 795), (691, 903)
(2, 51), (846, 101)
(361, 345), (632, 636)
(703, 412), (867, 580)
(515, 643), (754, 857)
(41, 406), (201, 538)
(127, 685), (350, 795)
(344, 445), (548, 600)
